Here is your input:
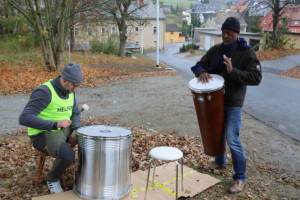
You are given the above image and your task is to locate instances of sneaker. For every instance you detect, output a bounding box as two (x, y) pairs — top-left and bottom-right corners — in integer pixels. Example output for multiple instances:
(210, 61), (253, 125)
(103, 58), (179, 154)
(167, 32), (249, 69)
(47, 180), (63, 194)
(228, 180), (246, 193)
(203, 162), (225, 171)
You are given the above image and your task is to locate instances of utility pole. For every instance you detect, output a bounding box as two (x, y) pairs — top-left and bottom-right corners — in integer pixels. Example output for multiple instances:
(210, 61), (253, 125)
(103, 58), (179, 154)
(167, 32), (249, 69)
(156, 0), (160, 68)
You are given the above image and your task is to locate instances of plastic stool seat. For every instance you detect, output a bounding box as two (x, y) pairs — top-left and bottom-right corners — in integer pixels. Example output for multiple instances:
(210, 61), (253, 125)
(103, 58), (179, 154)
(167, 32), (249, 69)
(150, 146), (183, 161)
(145, 146), (184, 200)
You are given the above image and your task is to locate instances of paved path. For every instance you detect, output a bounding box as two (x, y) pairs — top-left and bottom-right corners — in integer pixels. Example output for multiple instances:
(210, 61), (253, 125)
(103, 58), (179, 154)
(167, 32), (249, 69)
(147, 43), (300, 141)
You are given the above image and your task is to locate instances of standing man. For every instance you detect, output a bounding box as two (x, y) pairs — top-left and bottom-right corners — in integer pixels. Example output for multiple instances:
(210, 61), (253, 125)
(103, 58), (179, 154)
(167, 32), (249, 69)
(19, 63), (83, 194)
(191, 17), (262, 193)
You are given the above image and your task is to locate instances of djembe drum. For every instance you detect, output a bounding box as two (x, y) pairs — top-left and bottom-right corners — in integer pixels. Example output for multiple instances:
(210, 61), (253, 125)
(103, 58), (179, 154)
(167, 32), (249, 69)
(188, 74), (225, 156)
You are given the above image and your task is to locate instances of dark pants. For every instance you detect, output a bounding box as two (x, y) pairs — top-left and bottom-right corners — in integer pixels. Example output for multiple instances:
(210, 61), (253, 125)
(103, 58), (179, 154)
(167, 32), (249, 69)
(30, 127), (75, 182)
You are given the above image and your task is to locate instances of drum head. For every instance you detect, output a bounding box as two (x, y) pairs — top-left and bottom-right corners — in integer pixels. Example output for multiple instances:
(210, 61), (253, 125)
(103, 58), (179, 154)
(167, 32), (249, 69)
(188, 74), (224, 93)
(77, 125), (132, 137)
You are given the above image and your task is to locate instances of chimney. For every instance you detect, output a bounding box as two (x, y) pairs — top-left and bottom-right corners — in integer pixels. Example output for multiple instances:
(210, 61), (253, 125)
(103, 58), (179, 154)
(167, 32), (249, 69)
(139, 0), (144, 6)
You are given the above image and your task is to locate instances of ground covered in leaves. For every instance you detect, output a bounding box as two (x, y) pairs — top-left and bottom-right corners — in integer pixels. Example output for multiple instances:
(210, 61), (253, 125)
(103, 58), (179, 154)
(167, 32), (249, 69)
(1, 117), (299, 200)
(0, 51), (174, 96)
(0, 49), (299, 199)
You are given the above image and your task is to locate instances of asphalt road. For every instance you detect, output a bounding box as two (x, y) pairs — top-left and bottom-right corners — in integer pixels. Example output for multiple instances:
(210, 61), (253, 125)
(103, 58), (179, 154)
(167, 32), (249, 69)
(147, 43), (300, 141)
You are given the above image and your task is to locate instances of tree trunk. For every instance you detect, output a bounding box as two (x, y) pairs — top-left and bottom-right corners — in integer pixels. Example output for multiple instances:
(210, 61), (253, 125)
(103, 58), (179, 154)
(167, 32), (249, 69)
(272, 0), (280, 47)
(119, 34), (126, 57)
(56, 0), (69, 71)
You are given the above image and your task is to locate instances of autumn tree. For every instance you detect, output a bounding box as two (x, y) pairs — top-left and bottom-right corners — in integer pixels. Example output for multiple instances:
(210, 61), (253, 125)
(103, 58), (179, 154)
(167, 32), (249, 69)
(250, 0), (295, 48)
(7, 0), (97, 71)
(99, 0), (147, 57)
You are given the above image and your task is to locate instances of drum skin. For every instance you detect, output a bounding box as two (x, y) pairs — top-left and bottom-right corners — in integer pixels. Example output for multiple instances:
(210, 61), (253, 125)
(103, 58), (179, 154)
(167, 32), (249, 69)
(191, 86), (225, 157)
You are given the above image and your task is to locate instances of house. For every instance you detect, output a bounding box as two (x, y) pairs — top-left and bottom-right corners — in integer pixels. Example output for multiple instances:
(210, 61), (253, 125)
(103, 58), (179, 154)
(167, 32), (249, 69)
(165, 24), (185, 43)
(191, 3), (222, 24)
(162, 4), (172, 14)
(247, 0), (270, 17)
(204, 12), (247, 32)
(74, 0), (166, 52)
(194, 29), (263, 51)
(260, 5), (300, 33)
(193, 12), (262, 51)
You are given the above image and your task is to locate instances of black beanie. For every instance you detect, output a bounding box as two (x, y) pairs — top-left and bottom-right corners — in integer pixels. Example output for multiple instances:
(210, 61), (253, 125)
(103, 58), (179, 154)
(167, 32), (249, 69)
(61, 63), (83, 84)
(221, 17), (240, 33)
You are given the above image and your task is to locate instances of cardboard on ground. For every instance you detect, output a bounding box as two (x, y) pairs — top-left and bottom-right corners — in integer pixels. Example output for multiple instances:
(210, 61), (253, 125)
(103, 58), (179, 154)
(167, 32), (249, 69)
(32, 163), (220, 200)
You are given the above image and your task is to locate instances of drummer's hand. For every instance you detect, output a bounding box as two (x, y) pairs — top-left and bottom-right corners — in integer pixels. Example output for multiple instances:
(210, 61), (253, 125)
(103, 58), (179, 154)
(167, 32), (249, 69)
(198, 72), (212, 83)
(57, 119), (72, 129)
(69, 132), (78, 148)
(223, 55), (233, 73)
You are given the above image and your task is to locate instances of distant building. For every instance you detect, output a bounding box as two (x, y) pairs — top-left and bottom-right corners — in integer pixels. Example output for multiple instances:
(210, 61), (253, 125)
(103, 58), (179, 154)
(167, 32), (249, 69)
(260, 5), (300, 33)
(162, 4), (172, 14)
(165, 24), (185, 43)
(204, 12), (247, 32)
(195, 29), (263, 51)
(74, 1), (166, 52)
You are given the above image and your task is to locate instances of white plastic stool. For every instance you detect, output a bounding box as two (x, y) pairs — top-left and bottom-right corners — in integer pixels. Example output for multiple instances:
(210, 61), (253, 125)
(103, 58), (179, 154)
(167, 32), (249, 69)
(144, 146), (184, 200)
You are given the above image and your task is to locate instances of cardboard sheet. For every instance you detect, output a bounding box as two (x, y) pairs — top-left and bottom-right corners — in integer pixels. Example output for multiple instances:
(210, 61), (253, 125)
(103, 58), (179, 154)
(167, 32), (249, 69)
(32, 163), (220, 200)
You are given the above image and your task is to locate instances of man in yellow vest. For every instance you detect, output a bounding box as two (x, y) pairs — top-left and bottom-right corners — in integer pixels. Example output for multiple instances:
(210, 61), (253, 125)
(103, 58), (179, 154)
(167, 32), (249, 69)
(19, 63), (83, 194)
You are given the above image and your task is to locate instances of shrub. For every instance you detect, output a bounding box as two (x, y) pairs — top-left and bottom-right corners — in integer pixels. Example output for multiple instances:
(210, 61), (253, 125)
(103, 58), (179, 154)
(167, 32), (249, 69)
(0, 33), (38, 53)
(90, 36), (119, 55)
(180, 42), (199, 53)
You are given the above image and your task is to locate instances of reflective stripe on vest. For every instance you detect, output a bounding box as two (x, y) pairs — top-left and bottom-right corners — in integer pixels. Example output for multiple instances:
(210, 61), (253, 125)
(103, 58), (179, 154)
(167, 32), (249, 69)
(28, 81), (74, 136)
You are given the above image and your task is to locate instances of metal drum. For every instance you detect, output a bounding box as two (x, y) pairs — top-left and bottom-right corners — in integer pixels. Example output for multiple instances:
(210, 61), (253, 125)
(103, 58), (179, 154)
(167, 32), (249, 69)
(75, 125), (132, 200)
(188, 74), (225, 156)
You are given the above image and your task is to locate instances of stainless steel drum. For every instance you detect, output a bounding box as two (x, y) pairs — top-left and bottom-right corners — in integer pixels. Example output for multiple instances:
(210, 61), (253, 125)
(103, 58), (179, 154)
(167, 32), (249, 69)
(75, 125), (132, 200)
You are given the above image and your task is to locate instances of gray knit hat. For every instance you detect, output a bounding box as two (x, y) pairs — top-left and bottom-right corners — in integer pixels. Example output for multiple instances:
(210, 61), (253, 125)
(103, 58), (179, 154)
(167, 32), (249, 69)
(61, 63), (83, 84)
(221, 17), (240, 33)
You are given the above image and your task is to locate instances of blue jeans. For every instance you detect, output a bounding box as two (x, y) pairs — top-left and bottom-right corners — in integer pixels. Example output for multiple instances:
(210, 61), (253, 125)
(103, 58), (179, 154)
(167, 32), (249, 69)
(215, 107), (246, 182)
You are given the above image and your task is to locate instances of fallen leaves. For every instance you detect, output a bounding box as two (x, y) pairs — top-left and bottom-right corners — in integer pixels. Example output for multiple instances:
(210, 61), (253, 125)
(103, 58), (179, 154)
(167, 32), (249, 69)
(0, 117), (210, 199)
(1, 117), (299, 200)
(0, 51), (176, 96)
(256, 49), (300, 62)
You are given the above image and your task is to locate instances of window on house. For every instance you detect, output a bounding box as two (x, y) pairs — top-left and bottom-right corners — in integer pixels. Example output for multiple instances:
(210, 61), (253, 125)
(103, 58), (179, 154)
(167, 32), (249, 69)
(292, 29), (296, 33)
(20, 0), (26, 6)
(270, 20), (273, 24)
(279, 20), (282, 24)
(74, 28), (78, 36)
(87, 28), (92, 36)
(135, 41), (139, 46)
(153, 41), (157, 46)
(171, 31), (174, 35)
(264, 20), (266, 24)
(135, 27), (139, 32)
(111, 27), (116, 33)
(153, 27), (157, 34)
(101, 28), (105, 34)
(295, 20), (299, 25)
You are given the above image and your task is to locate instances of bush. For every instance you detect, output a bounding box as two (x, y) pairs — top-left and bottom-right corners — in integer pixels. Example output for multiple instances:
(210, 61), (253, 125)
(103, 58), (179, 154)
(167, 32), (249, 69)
(0, 33), (38, 53)
(90, 36), (119, 55)
(180, 42), (199, 53)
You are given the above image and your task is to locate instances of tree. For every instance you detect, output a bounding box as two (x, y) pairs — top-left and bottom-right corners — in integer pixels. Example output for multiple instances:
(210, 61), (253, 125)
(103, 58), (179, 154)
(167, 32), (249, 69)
(251, 0), (295, 47)
(243, 11), (262, 33)
(99, 0), (147, 57)
(8, 0), (97, 71)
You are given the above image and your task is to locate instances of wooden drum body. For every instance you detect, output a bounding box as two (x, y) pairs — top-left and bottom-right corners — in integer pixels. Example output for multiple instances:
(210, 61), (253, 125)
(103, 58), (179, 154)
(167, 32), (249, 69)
(189, 75), (225, 156)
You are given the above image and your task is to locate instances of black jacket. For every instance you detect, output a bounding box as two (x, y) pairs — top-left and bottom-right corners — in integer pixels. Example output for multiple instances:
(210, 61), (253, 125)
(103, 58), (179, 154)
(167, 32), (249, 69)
(194, 40), (262, 107)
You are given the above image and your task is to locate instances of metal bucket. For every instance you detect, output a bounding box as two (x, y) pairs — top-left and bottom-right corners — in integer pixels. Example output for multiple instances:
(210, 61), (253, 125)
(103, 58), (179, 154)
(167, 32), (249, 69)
(75, 125), (132, 200)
